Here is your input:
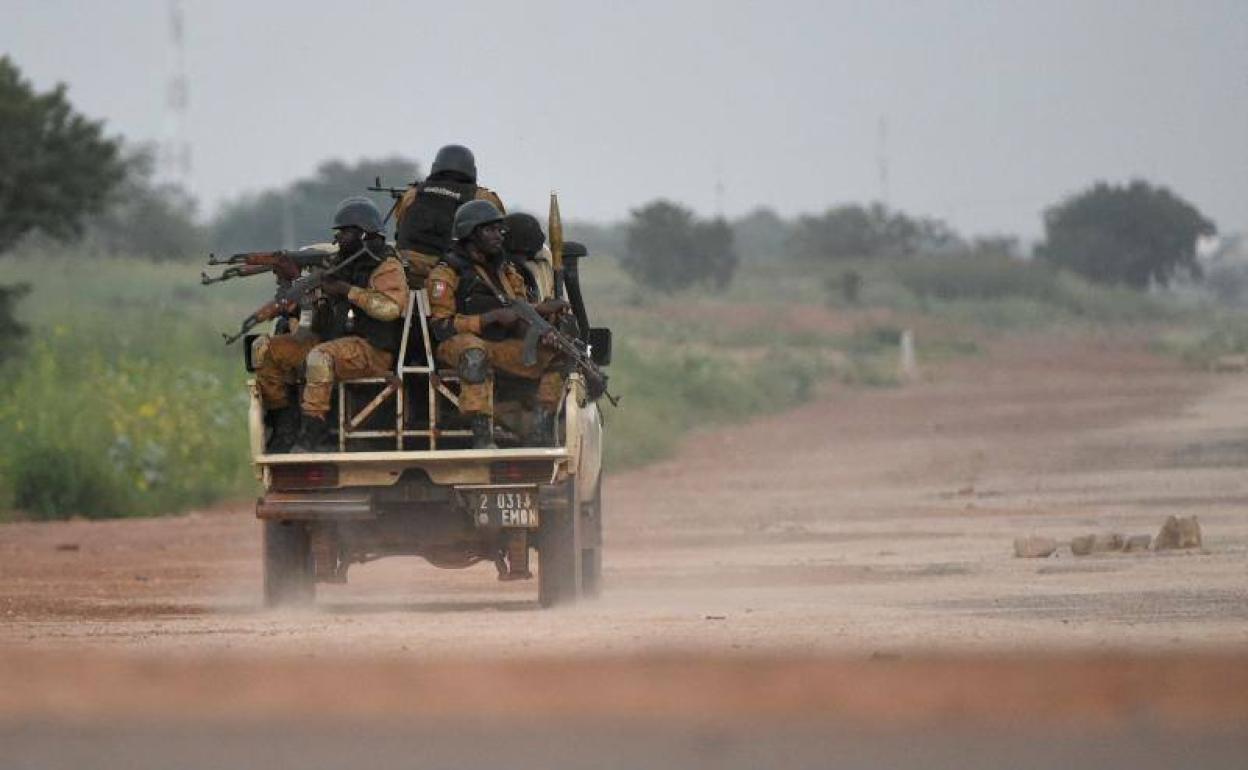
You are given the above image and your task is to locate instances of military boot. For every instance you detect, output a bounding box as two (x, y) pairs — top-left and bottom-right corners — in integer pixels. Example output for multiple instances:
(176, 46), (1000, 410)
(471, 415), (497, 450)
(291, 414), (335, 454)
(527, 406), (555, 447)
(266, 406), (301, 454)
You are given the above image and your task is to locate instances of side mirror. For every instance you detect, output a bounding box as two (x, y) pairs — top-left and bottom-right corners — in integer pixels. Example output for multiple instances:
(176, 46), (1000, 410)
(562, 241), (588, 260)
(588, 327), (612, 367)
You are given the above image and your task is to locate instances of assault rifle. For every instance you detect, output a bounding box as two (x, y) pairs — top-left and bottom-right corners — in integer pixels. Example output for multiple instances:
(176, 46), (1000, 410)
(507, 298), (617, 406)
(367, 176), (417, 226)
(221, 246), (369, 345)
(201, 247), (336, 285)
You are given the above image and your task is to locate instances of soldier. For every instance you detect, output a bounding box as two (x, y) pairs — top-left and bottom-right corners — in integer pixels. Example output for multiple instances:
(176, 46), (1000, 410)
(427, 200), (569, 449)
(393, 144), (506, 286)
(286, 197), (409, 452)
(502, 212), (557, 301)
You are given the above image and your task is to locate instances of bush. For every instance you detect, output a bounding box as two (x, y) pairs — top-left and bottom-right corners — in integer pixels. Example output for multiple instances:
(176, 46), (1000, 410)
(891, 252), (1062, 303)
(603, 341), (825, 469)
(619, 200), (739, 292)
(788, 203), (959, 261)
(0, 316), (252, 519)
(1035, 179), (1215, 289)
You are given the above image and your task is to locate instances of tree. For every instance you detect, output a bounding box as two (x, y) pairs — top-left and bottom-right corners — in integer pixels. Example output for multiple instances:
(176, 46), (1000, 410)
(731, 207), (790, 261)
(81, 145), (206, 261)
(0, 56), (125, 245)
(1035, 180), (1215, 289)
(786, 203), (957, 261)
(209, 156), (421, 253)
(0, 56), (125, 364)
(619, 199), (739, 292)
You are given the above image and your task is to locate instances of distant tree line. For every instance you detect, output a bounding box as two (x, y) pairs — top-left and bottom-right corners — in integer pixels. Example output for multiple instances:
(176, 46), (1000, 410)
(0, 52), (1222, 330)
(603, 182), (1215, 294)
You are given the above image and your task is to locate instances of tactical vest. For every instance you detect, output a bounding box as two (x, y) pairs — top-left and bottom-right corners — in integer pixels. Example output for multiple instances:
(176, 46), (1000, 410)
(443, 249), (514, 342)
(395, 178), (479, 256)
(321, 251), (404, 354)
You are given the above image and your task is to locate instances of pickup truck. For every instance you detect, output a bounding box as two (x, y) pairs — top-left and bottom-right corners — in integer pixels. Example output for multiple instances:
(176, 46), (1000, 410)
(244, 242), (610, 608)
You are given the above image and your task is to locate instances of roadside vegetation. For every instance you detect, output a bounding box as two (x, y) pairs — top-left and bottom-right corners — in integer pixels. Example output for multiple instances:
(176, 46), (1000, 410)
(0, 52), (1240, 520)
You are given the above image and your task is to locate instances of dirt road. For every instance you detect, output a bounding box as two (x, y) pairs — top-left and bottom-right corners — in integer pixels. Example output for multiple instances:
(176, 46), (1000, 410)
(2, 334), (1247, 767)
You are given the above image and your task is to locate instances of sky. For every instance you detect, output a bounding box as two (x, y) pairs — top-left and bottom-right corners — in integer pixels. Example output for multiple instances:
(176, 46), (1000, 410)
(4, 0), (1246, 239)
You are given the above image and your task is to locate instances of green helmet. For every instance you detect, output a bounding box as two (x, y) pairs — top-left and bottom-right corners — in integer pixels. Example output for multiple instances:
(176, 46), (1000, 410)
(453, 199), (504, 241)
(503, 213), (545, 256)
(332, 196), (384, 234)
(430, 144), (477, 182)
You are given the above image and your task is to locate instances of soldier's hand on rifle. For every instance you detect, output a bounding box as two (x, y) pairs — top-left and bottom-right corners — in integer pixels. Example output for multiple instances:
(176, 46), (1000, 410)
(481, 308), (520, 328)
(274, 254), (301, 281)
(321, 278), (352, 297)
(535, 298), (570, 319)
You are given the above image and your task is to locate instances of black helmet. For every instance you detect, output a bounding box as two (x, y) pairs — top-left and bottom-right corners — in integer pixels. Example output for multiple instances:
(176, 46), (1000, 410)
(503, 213), (545, 256)
(332, 196), (383, 234)
(453, 199), (504, 241)
(430, 144), (477, 182)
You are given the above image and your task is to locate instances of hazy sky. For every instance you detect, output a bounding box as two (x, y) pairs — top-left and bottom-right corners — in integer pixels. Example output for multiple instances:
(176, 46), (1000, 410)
(5, 0), (1246, 238)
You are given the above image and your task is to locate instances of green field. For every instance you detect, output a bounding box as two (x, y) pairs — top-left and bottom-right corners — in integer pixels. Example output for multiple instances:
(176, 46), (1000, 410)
(0, 250), (1230, 520)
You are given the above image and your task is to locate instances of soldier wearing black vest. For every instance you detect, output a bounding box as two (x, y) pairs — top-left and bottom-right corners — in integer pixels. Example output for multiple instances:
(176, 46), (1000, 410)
(393, 144), (505, 286)
(283, 197), (409, 452)
(427, 200), (569, 449)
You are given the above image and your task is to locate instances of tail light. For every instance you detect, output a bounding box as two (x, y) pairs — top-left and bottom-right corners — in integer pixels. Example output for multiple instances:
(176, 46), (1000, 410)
(270, 464), (339, 490)
(490, 461), (553, 485)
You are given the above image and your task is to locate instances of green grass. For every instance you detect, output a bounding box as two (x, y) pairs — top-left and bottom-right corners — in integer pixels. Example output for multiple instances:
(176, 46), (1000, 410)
(6, 245), (1213, 520)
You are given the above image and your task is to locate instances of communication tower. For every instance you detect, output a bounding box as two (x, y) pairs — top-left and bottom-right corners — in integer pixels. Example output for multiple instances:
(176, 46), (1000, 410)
(161, 0), (192, 184)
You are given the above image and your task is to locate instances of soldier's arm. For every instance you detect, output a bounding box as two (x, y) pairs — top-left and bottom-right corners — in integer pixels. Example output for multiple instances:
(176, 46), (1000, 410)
(476, 187), (505, 214)
(428, 265), (482, 342)
(348, 257), (409, 322)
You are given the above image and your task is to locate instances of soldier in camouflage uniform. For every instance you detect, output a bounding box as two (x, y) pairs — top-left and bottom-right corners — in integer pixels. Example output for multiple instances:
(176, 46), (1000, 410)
(393, 144), (506, 287)
(256, 197), (409, 453)
(427, 200), (569, 449)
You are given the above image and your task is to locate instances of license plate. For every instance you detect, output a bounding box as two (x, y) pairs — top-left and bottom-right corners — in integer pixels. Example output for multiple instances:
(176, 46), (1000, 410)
(469, 488), (540, 528)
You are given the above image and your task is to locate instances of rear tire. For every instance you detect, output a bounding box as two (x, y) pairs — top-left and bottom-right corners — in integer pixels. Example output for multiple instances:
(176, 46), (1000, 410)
(263, 520), (315, 608)
(538, 481), (581, 607)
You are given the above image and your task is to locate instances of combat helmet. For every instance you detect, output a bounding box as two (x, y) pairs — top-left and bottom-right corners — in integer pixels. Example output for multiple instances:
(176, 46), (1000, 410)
(430, 144), (477, 182)
(453, 199), (505, 241)
(503, 212), (545, 256)
(332, 196), (384, 234)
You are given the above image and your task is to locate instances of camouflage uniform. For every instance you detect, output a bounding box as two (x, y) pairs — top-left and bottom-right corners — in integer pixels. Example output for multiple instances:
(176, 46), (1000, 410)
(254, 329), (319, 410)
(301, 255), (409, 418)
(427, 252), (563, 418)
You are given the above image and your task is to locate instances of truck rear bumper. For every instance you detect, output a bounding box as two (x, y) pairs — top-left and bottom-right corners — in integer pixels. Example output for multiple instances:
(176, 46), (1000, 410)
(257, 491), (374, 520)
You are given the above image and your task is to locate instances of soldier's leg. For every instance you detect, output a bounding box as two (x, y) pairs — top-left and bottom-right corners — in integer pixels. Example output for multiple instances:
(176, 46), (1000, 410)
(435, 334), (494, 417)
(487, 340), (564, 405)
(256, 333), (318, 452)
(295, 337), (394, 452)
(301, 337), (396, 419)
(255, 333), (317, 409)
(436, 333), (497, 448)
(487, 340), (566, 445)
